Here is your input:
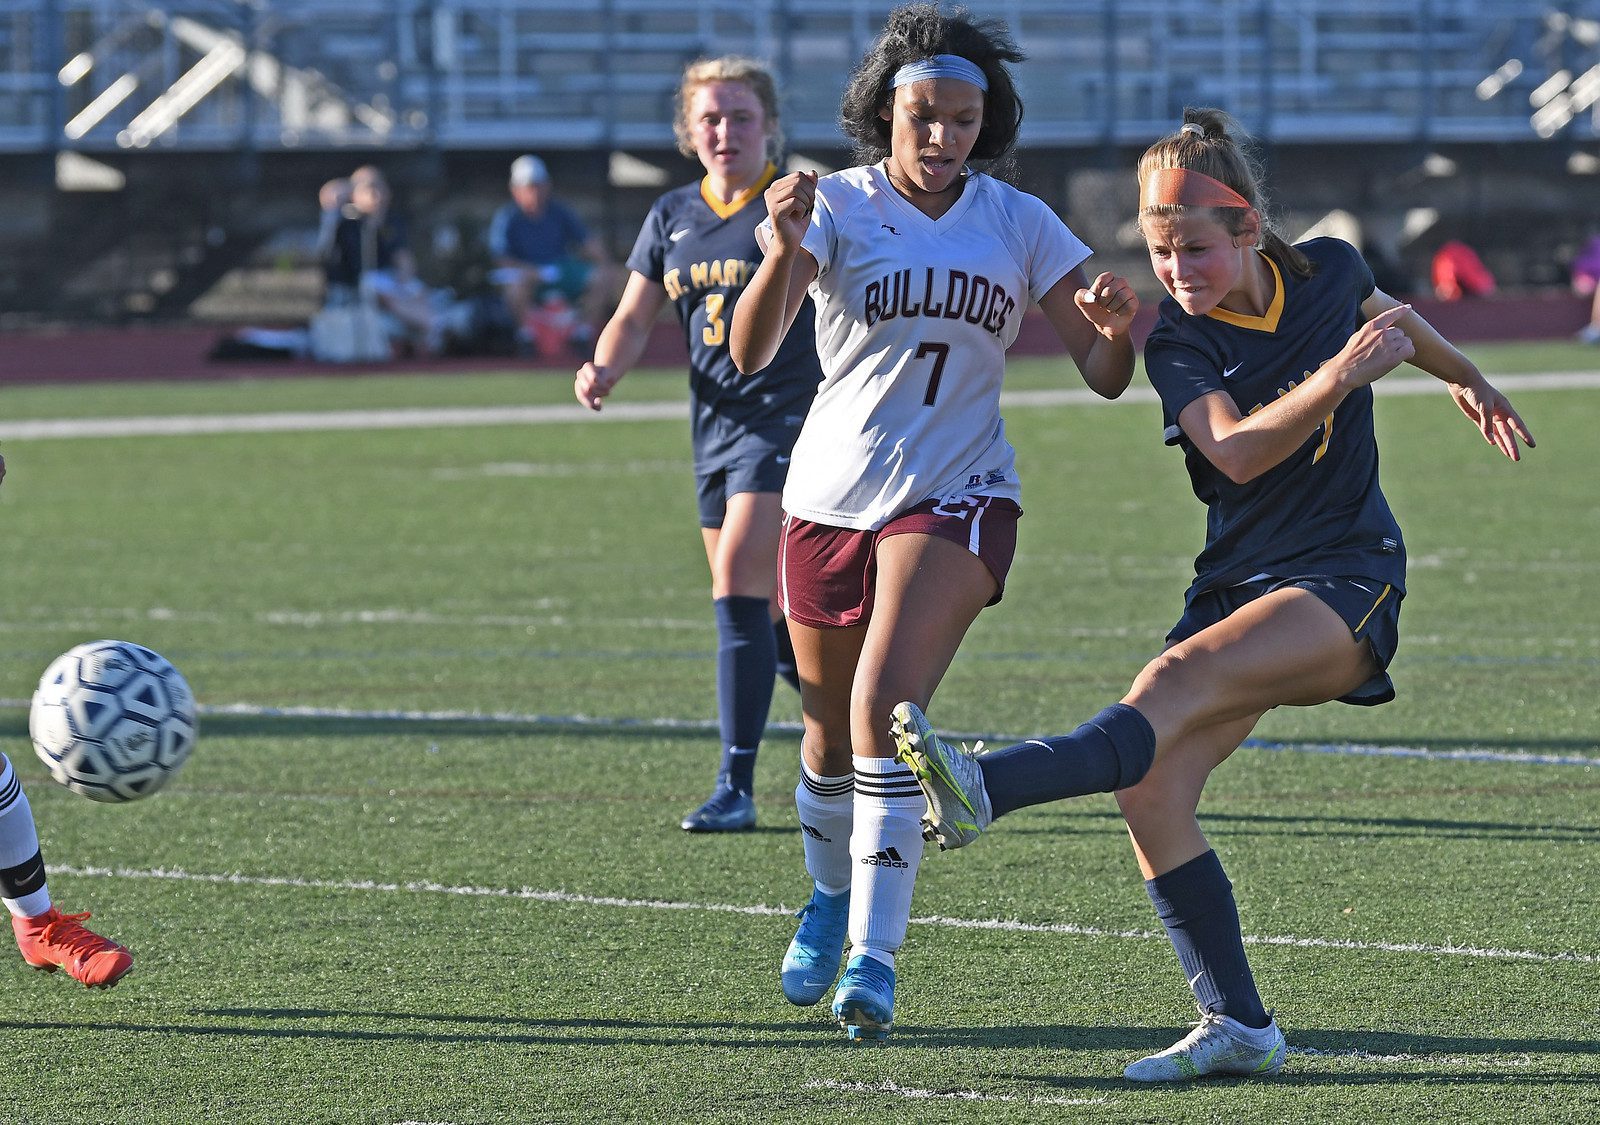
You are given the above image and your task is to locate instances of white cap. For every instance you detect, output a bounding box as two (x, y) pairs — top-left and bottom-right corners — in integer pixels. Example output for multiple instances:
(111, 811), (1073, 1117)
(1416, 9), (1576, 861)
(510, 154), (549, 186)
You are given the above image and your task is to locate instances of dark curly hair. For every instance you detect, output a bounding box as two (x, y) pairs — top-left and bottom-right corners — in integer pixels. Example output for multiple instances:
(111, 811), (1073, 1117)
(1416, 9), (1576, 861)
(839, 4), (1025, 168)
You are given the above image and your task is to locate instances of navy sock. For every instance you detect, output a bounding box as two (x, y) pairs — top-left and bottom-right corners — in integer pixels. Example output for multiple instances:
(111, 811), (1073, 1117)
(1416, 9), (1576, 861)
(717, 747), (757, 795)
(714, 595), (777, 792)
(1146, 850), (1269, 1027)
(980, 703), (1156, 819)
(772, 616), (801, 693)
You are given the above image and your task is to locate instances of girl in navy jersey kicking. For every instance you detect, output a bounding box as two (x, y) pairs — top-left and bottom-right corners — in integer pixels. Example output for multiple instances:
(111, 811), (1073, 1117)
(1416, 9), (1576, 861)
(895, 106), (1534, 1080)
(576, 57), (821, 834)
(730, 3), (1138, 1042)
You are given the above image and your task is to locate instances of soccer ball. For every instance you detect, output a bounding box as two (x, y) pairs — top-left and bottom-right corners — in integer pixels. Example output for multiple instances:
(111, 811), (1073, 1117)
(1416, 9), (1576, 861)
(29, 640), (197, 803)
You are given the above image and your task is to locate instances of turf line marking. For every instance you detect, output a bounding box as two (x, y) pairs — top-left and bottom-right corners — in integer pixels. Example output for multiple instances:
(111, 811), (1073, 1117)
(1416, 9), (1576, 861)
(1238, 738), (1600, 767)
(804, 1078), (1108, 1107)
(49, 864), (1598, 965)
(8, 372), (1597, 441)
(188, 703), (1600, 769)
(7, 697), (1593, 767)
(3, 697), (1592, 767)
(1285, 1046), (1532, 1067)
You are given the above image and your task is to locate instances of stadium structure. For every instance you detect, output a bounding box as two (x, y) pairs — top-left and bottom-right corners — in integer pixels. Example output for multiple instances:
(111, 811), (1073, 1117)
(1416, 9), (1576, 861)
(1, 0), (1597, 325)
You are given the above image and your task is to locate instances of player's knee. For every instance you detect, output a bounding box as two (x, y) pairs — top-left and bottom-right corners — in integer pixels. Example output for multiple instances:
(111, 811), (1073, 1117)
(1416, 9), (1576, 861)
(1114, 768), (1188, 823)
(1127, 647), (1213, 735)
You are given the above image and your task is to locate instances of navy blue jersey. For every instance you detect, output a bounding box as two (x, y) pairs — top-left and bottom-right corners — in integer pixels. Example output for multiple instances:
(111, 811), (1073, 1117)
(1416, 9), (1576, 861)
(1144, 237), (1406, 600)
(626, 165), (820, 460)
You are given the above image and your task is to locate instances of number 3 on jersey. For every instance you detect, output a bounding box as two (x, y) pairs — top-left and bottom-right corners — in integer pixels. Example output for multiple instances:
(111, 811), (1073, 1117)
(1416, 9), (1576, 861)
(702, 293), (726, 347)
(916, 341), (949, 406)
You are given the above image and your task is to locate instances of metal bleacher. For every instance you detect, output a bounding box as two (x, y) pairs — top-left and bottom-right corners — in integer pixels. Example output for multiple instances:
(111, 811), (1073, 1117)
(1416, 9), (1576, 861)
(3, 1), (1597, 324)
(0, 0), (1592, 156)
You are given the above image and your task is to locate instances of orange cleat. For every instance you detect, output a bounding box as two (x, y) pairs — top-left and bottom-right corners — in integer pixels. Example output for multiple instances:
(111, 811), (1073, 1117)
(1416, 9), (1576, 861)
(13, 908), (133, 989)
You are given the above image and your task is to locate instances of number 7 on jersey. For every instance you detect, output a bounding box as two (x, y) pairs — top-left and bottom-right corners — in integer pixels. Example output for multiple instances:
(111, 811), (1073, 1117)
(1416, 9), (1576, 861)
(916, 341), (949, 406)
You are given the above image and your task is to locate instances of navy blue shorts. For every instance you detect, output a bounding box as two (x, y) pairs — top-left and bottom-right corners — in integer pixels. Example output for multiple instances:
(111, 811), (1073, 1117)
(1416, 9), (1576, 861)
(1167, 574), (1404, 706)
(695, 425), (796, 529)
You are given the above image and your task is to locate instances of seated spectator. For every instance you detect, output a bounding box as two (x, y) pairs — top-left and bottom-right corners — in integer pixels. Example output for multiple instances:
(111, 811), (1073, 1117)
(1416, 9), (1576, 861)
(1430, 239), (1496, 302)
(488, 155), (622, 355)
(1569, 233), (1600, 343)
(319, 165), (445, 353)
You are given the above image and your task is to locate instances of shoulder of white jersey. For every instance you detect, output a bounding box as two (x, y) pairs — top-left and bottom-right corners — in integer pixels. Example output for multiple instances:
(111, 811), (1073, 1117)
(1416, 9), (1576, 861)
(814, 165), (879, 208)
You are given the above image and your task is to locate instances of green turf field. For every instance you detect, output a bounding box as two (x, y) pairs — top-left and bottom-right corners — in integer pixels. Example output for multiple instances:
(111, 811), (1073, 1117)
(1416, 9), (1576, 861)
(0, 342), (1595, 1123)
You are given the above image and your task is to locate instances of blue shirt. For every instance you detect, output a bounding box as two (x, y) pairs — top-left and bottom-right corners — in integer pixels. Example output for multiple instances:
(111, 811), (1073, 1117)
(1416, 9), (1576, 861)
(626, 166), (820, 454)
(1144, 237), (1406, 600)
(488, 199), (588, 265)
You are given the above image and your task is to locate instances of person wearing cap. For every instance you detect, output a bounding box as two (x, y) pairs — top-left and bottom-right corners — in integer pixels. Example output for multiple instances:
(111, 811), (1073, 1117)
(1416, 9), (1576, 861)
(488, 154), (620, 355)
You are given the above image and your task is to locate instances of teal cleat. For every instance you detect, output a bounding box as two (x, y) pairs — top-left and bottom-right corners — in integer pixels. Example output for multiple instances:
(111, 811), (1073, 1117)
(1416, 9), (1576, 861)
(832, 954), (896, 1043)
(780, 887), (850, 1006)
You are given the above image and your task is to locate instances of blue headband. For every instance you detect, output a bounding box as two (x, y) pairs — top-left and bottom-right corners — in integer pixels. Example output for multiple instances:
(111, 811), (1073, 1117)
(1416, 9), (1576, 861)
(891, 54), (989, 92)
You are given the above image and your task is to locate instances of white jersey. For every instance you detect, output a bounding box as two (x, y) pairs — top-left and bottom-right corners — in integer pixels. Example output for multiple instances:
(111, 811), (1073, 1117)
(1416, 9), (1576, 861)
(783, 162), (1090, 531)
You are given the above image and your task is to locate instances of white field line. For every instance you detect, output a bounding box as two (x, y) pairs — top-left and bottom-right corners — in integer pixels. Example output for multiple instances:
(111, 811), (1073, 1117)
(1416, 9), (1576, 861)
(0, 607), (710, 631)
(1285, 1046), (1533, 1067)
(47, 863), (1600, 966)
(6, 697), (1593, 768)
(4, 605), (1598, 651)
(804, 1078), (1108, 1107)
(6, 372), (1598, 441)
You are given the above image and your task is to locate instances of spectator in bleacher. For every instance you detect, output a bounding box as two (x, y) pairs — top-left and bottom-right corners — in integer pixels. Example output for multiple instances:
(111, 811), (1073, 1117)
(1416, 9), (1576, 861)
(889, 106), (1534, 1083)
(575, 57), (820, 837)
(489, 155), (621, 357)
(1568, 233), (1600, 342)
(319, 165), (445, 354)
(1430, 238), (1496, 301)
(729, 3), (1138, 1043)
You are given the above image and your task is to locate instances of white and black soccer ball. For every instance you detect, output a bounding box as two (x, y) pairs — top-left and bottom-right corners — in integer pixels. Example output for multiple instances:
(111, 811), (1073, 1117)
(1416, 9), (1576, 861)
(29, 640), (197, 803)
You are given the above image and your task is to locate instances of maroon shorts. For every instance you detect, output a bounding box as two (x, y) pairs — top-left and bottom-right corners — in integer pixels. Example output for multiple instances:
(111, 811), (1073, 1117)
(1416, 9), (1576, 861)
(778, 495), (1022, 628)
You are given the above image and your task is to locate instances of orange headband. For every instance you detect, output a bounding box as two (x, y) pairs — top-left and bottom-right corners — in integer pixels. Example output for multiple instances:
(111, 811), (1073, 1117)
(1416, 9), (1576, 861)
(1139, 167), (1252, 211)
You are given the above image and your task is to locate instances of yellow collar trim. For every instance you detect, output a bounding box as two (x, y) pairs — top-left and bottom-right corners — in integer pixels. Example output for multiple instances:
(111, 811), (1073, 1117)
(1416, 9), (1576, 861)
(1206, 252), (1284, 332)
(700, 163), (777, 220)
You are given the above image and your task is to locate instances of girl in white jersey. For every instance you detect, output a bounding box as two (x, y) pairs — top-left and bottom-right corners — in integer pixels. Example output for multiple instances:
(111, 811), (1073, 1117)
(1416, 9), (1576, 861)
(730, 3), (1139, 1042)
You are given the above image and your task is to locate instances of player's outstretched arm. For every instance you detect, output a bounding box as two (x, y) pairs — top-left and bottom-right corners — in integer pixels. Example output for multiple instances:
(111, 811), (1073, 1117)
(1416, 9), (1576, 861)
(1362, 290), (1535, 461)
(1037, 268), (1136, 399)
(575, 271), (665, 411)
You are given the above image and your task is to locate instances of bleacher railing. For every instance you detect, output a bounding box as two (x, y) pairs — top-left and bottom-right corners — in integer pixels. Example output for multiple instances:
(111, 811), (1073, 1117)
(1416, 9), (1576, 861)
(0, 0), (1592, 154)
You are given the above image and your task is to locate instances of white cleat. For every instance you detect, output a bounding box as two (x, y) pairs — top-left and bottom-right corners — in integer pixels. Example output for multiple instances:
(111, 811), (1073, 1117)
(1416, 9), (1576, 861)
(890, 701), (992, 851)
(1123, 1010), (1287, 1082)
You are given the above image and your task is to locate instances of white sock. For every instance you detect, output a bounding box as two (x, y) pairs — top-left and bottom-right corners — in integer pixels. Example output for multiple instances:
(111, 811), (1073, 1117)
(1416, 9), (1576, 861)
(0, 754), (50, 919)
(847, 755), (926, 969)
(795, 763), (853, 896)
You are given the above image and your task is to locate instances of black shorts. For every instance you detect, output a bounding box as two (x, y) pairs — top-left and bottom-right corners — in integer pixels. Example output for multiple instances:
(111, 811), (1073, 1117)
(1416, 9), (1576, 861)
(695, 425), (797, 528)
(1167, 574), (1404, 706)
